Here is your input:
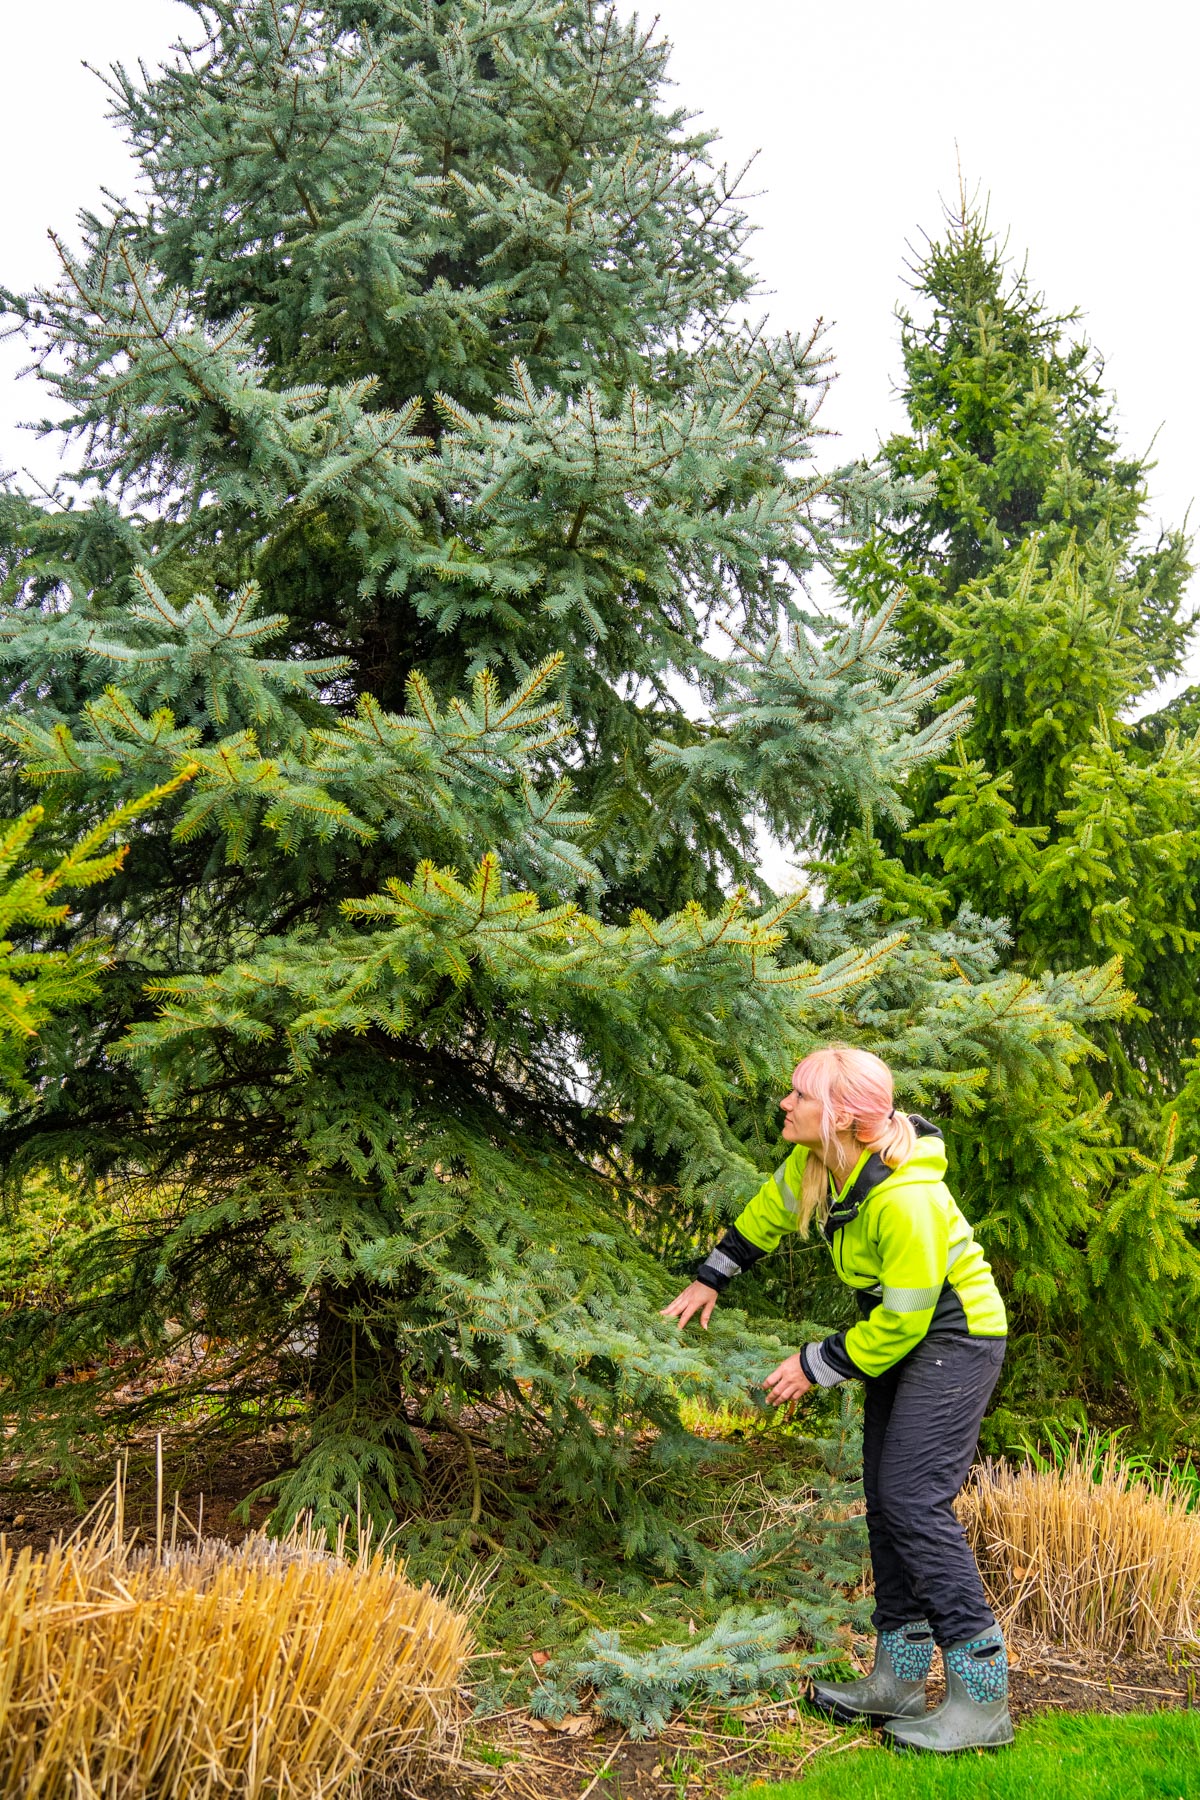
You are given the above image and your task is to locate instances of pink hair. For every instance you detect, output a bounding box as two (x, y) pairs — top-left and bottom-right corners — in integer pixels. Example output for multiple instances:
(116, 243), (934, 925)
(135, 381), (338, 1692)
(792, 1043), (918, 1233)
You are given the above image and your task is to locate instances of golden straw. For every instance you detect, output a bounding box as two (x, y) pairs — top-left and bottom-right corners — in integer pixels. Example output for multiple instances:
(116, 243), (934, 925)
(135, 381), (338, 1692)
(959, 1441), (1200, 1654)
(0, 1506), (472, 1798)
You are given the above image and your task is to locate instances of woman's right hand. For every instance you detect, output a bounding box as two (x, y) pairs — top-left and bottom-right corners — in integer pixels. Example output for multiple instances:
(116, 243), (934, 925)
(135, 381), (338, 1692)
(661, 1280), (719, 1331)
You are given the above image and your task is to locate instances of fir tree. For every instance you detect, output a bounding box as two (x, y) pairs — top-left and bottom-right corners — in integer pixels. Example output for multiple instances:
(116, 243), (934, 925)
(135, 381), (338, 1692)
(0, 777), (189, 1090)
(0, 7), (1122, 1552)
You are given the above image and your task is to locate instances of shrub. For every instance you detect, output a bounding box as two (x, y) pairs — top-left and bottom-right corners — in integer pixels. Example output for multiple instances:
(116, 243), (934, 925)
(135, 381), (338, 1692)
(959, 1440), (1200, 1653)
(0, 1516), (470, 1797)
(530, 1606), (802, 1738)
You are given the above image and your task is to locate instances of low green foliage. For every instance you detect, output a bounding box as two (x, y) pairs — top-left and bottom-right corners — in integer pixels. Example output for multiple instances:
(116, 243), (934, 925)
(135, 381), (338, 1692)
(463, 1390), (868, 1721)
(530, 1608), (800, 1738)
(1010, 1422), (1200, 1510)
(736, 1711), (1200, 1800)
(0, 1175), (129, 1313)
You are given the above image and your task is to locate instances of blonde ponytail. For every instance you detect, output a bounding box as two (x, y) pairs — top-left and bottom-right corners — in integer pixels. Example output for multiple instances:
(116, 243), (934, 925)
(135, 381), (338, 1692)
(799, 1151), (831, 1236)
(859, 1109), (918, 1169)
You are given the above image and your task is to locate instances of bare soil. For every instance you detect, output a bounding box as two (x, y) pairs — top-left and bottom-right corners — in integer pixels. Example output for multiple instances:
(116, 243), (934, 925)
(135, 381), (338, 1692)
(0, 1431), (288, 1550)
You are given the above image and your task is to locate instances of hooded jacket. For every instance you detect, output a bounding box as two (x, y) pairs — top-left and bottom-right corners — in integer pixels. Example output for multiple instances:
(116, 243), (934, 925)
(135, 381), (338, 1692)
(694, 1119), (1006, 1386)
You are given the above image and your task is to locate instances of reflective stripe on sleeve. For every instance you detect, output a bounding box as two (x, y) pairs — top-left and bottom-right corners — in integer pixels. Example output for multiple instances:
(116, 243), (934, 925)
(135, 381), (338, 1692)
(706, 1248), (742, 1280)
(775, 1162), (799, 1214)
(881, 1283), (943, 1313)
(804, 1341), (849, 1388)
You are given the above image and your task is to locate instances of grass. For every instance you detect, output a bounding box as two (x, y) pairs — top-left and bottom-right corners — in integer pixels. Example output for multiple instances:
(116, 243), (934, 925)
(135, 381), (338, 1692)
(1014, 1422), (1200, 1510)
(959, 1438), (1200, 1652)
(734, 1711), (1200, 1799)
(677, 1396), (765, 1439)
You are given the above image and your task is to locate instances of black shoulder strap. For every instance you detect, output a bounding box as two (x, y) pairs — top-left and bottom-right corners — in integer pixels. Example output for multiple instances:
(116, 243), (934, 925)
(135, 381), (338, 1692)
(821, 1115), (943, 1240)
(823, 1153), (889, 1240)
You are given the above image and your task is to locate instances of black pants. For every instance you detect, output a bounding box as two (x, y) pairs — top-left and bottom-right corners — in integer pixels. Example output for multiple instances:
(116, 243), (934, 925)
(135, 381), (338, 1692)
(862, 1332), (1005, 1647)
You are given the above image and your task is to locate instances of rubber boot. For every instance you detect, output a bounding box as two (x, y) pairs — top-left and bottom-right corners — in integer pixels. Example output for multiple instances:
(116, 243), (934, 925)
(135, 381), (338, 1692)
(883, 1625), (1014, 1752)
(807, 1621), (934, 1724)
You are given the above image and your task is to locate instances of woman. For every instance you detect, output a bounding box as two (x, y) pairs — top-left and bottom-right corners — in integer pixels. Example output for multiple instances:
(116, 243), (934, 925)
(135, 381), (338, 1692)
(662, 1043), (1012, 1753)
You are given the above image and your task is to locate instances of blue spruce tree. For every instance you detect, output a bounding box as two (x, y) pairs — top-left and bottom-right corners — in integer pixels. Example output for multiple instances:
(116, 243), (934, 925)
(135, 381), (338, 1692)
(0, 7), (1120, 1566)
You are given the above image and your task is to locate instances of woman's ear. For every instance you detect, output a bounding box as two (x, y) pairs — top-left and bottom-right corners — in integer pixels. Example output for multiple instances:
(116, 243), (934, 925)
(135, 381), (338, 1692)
(833, 1110), (856, 1136)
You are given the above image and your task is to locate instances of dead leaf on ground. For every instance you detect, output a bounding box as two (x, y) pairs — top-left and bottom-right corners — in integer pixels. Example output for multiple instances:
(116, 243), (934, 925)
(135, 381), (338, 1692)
(546, 1714), (597, 1736)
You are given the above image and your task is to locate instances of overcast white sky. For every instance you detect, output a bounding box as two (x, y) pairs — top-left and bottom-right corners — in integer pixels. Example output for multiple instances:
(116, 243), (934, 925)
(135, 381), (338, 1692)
(2, 0), (1197, 679)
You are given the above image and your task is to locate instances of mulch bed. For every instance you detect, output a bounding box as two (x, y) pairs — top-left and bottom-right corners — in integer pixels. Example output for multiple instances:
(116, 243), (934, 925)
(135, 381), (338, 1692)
(1, 1439), (1195, 1797)
(1006, 1635), (1195, 1717)
(422, 1704), (850, 1800)
(0, 1432), (288, 1550)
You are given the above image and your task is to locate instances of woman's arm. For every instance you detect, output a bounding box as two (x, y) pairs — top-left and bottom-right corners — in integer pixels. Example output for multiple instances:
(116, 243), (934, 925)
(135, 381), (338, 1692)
(662, 1147), (807, 1330)
(802, 1192), (950, 1385)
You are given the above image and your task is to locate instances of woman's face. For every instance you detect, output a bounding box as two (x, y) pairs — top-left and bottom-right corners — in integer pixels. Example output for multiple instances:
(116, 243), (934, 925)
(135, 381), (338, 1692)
(779, 1072), (831, 1149)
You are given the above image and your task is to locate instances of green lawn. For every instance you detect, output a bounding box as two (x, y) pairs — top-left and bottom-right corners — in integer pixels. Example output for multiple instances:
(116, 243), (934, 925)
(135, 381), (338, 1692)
(737, 1711), (1200, 1800)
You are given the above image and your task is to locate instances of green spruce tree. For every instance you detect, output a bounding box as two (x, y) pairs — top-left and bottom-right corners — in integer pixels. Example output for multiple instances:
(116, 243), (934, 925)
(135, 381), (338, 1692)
(0, 7), (1123, 1562)
(830, 198), (1200, 1438)
(837, 198), (1198, 1108)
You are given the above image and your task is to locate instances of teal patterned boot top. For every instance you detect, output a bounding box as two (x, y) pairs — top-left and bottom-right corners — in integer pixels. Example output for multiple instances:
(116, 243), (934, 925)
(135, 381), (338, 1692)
(808, 1621), (933, 1725)
(946, 1630), (1009, 1703)
(880, 1623), (935, 1684)
(883, 1625), (1014, 1753)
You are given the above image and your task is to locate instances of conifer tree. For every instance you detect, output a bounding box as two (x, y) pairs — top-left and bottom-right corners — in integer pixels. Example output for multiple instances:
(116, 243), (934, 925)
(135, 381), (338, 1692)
(837, 200), (1198, 1111)
(0, 7), (1123, 1548)
(0, 778), (189, 1090)
(829, 201), (1200, 1436)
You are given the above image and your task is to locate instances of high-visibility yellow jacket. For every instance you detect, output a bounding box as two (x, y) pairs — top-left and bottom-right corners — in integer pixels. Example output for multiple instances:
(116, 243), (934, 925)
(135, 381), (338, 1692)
(695, 1119), (1006, 1385)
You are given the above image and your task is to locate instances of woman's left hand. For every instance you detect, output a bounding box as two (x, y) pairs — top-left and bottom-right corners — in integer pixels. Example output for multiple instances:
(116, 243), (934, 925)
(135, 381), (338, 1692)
(763, 1353), (812, 1405)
